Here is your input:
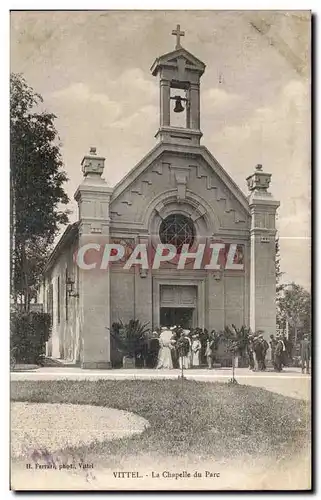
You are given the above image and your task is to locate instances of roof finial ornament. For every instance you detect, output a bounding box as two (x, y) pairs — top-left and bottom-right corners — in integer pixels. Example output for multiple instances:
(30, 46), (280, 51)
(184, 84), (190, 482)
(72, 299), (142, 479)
(172, 24), (185, 50)
(81, 147), (105, 178)
(246, 164), (271, 193)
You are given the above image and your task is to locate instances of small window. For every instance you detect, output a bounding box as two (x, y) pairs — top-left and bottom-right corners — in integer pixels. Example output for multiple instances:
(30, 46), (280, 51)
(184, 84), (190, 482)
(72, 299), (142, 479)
(65, 269), (68, 322)
(57, 276), (60, 324)
(47, 284), (53, 326)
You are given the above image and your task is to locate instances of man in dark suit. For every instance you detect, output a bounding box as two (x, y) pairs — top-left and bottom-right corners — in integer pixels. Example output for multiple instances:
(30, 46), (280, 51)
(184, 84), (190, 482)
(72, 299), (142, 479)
(259, 334), (269, 371)
(274, 334), (285, 372)
(253, 334), (264, 371)
(270, 334), (277, 369)
(247, 335), (255, 371)
(300, 334), (311, 374)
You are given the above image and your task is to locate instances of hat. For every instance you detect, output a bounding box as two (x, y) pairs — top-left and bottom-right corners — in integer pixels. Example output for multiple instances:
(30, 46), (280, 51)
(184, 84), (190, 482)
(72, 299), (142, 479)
(170, 325), (177, 331)
(183, 329), (190, 335)
(161, 326), (167, 331)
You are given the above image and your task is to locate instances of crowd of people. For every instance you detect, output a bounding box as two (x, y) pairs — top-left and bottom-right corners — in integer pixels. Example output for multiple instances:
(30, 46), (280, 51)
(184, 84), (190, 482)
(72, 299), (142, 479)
(153, 325), (311, 373)
(155, 325), (241, 371)
(156, 326), (204, 370)
(243, 332), (310, 373)
(247, 333), (287, 372)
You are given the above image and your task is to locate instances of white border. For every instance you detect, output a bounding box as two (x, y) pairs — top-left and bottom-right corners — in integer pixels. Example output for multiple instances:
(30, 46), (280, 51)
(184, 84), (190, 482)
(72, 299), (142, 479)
(2, 4), (317, 499)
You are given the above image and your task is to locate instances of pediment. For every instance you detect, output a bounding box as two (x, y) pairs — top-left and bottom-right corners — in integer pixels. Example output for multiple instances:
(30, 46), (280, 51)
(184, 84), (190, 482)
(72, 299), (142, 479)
(151, 48), (205, 76)
(110, 143), (250, 228)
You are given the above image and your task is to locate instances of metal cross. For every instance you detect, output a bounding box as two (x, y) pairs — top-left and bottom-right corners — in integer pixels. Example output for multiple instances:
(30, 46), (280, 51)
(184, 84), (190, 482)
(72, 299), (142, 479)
(172, 24), (185, 49)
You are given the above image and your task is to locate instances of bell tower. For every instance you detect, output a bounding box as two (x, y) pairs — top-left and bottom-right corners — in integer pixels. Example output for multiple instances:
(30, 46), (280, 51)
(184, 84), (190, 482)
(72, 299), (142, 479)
(151, 24), (206, 147)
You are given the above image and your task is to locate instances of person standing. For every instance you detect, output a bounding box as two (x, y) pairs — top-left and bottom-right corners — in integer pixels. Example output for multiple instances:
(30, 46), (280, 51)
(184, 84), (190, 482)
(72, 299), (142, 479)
(259, 334), (269, 371)
(200, 328), (208, 365)
(251, 334), (258, 371)
(300, 334), (311, 374)
(274, 334), (286, 372)
(156, 327), (174, 369)
(285, 337), (294, 365)
(270, 334), (277, 369)
(247, 335), (255, 370)
(205, 335), (215, 369)
(253, 334), (264, 371)
(177, 330), (191, 370)
(170, 326), (181, 369)
(281, 334), (289, 366)
(191, 334), (201, 368)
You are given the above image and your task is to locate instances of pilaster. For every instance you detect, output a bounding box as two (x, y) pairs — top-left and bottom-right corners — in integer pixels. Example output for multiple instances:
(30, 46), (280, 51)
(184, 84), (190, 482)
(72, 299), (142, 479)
(190, 82), (200, 130)
(247, 165), (280, 344)
(74, 147), (113, 369)
(160, 79), (170, 127)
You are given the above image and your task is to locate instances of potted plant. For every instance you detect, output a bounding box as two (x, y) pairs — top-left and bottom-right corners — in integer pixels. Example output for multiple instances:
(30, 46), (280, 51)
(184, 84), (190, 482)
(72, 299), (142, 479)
(111, 319), (151, 368)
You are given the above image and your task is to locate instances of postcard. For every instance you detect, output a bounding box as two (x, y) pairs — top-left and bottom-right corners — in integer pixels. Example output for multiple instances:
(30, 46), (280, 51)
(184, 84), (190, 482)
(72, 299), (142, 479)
(10, 10), (311, 491)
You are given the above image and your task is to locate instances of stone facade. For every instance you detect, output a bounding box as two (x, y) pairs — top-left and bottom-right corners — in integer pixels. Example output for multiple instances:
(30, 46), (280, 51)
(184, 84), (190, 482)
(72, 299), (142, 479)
(42, 38), (279, 368)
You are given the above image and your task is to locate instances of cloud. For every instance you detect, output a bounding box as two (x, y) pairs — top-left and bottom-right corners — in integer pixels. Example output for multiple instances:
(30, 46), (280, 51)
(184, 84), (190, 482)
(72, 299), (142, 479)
(112, 104), (158, 130)
(51, 68), (158, 131)
(116, 68), (158, 102)
(52, 83), (122, 122)
(205, 78), (310, 286)
(202, 87), (241, 110)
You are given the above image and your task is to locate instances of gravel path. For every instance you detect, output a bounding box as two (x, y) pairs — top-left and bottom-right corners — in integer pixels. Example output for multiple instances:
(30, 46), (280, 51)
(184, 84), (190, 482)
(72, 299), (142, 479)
(11, 402), (150, 459)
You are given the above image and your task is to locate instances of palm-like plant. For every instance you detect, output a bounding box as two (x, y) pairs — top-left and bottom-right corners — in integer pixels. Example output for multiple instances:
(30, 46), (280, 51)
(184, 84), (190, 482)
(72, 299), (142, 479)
(111, 319), (151, 359)
(223, 325), (250, 382)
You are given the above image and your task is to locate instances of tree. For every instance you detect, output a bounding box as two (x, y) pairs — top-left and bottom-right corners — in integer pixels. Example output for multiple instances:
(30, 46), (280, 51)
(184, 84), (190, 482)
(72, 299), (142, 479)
(275, 231), (287, 333)
(275, 233), (311, 343)
(275, 233), (283, 289)
(277, 283), (311, 344)
(10, 73), (69, 308)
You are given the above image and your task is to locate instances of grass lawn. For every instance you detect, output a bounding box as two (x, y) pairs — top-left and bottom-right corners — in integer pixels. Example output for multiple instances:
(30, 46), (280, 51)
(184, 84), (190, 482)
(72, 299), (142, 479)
(11, 379), (310, 467)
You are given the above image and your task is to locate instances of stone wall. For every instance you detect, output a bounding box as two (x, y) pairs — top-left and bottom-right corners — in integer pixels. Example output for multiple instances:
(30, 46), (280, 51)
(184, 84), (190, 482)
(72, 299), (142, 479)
(110, 270), (136, 325)
(109, 267), (248, 332)
(43, 238), (80, 362)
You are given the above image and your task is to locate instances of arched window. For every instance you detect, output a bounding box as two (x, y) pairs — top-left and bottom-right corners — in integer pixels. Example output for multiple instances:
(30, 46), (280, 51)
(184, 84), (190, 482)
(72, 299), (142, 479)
(159, 214), (195, 252)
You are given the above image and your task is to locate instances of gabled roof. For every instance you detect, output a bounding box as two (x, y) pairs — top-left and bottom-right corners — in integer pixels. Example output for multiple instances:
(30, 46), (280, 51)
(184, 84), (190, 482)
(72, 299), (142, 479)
(151, 47), (206, 76)
(111, 142), (250, 215)
(44, 221), (79, 274)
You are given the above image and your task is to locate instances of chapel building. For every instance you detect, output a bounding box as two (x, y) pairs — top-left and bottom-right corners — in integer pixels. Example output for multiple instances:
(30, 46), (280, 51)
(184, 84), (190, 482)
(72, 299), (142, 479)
(41, 27), (280, 368)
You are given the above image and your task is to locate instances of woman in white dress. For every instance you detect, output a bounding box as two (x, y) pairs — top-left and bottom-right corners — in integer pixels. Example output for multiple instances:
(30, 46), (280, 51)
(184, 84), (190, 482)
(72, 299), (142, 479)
(191, 334), (201, 367)
(156, 327), (175, 369)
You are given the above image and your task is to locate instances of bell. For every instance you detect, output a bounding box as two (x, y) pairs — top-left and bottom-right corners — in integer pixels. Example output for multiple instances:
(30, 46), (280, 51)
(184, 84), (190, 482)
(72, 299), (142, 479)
(173, 96), (184, 113)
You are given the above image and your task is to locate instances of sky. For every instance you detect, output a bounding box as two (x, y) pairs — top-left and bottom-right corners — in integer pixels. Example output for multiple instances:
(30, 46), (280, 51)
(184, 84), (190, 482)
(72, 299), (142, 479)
(10, 10), (311, 289)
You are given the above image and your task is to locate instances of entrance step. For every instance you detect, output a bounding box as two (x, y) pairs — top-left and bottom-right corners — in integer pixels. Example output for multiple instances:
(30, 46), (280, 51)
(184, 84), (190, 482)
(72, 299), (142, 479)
(39, 357), (78, 368)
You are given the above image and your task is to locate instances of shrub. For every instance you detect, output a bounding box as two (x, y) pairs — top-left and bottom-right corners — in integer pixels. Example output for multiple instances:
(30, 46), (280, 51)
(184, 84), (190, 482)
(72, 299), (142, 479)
(10, 311), (51, 364)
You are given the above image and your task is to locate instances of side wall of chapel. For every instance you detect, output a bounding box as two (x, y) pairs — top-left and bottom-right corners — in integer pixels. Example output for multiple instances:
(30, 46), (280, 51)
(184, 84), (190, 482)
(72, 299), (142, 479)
(43, 237), (80, 363)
